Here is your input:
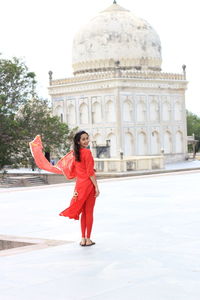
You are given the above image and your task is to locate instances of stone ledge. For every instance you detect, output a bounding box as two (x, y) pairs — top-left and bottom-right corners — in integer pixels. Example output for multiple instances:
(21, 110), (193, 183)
(0, 234), (72, 257)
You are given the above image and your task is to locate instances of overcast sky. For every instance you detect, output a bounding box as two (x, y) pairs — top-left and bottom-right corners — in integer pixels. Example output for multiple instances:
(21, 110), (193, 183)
(1, 0), (199, 114)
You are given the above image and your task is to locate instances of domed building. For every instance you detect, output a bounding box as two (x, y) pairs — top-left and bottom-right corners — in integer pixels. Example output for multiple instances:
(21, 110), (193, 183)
(72, 2), (162, 74)
(49, 1), (188, 169)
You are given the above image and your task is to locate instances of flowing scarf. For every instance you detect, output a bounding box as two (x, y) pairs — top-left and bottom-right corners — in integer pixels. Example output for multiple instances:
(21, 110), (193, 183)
(29, 135), (76, 179)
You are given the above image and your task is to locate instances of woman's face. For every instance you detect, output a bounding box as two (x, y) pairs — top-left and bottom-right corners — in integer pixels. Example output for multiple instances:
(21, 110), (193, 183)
(79, 133), (89, 148)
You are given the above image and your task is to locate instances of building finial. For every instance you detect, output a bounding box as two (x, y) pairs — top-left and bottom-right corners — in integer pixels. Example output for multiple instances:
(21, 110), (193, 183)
(113, 0), (117, 4)
(182, 64), (186, 80)
(48, 70), (53, 85)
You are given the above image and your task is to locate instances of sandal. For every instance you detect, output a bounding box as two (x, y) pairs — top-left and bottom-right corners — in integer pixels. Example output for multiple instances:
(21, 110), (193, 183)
(85, 240), (95, 247)
(80, 239), (86, 247)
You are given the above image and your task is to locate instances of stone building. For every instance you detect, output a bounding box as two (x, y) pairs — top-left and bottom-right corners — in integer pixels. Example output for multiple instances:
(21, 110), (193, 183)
(49, 1), (188, 163)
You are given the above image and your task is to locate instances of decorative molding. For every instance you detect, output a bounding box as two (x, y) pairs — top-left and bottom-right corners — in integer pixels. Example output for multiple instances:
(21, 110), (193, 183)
(49, 79), (187, 95)
(50, 70), (185, 87)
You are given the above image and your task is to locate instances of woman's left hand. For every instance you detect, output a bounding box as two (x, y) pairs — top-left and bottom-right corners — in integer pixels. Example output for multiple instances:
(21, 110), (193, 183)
(95, 187), (100, 197)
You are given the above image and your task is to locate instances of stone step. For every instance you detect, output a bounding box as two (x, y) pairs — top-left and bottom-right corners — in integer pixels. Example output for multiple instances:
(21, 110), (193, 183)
(0, 176), (47, 188)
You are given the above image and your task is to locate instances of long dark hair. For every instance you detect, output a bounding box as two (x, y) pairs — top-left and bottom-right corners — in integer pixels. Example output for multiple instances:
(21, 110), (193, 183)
(73, 130), (89, 162)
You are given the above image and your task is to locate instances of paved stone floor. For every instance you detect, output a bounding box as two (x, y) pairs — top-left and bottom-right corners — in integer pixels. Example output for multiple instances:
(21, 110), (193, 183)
(0, 170), (200, 300)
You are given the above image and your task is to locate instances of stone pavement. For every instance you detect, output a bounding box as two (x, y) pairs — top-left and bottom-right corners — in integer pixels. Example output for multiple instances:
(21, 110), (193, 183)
(0, 170), (200, 300)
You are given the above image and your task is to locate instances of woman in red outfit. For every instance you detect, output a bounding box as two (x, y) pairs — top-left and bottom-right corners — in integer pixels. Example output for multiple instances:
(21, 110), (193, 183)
(30, 131), (99, 247)
(59, 131), (100, 246)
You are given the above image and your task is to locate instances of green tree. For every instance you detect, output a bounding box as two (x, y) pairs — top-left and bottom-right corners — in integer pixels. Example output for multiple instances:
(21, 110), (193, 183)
(0, 114), (20, 168)
(0, 56), (77, 169)
(16, 98), (77, 168)
(0, 56), (37, 169)
(187, 110), (200, 152)
(0, 56), (36, 113)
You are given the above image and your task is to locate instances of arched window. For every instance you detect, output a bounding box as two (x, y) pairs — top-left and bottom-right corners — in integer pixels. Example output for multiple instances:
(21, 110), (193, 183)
(107, 133), (117, 157)
(68, 104), (76, 124)
(92, 102), (101, 123)
(150, 100), (159, 121)
(151, 131), (160, 154)
(93, 133), (102, 145)
(105, 100), (115, 122)
(175, 131), (183, 153)
(80, 103), (88, 124)
(137, 101), (146, 122)
(174, 101), (182, 121)
(164, 131), (172, 153)
(123, 101), (132, 122)
(54, 105), (63, 122)
(138, 132), (147, 155)
(124, 132), (134, 156)
(162, 101), (171, 121)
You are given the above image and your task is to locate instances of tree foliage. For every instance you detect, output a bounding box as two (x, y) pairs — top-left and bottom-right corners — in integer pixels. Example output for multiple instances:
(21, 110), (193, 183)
(187, 110), (200, 152)
(16, 98), (77, 167)
(0, 56), (77, 169)
(0, 56), (36, 114)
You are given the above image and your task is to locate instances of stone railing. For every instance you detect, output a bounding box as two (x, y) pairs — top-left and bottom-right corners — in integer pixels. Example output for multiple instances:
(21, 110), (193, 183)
(94, 155), (164, 172)
(50, 70), (185, 86)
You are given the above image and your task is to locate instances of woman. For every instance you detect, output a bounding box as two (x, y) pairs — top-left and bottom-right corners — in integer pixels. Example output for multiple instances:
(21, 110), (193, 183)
(29, 131), (100, 247)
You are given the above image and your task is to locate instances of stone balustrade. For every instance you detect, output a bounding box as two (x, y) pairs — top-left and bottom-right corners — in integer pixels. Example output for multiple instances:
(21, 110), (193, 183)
(50, 71), (185, 86)
(94, 155), (164, 172)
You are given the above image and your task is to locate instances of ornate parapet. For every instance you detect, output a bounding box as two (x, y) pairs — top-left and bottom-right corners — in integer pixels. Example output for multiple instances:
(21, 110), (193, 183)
(50, 70), (185, 87)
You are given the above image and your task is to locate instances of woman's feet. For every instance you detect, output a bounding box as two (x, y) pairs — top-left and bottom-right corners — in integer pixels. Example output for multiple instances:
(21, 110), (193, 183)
(80, 238), (86, 246)
(79, 238), (95, 247)
(85, 238), (95, 246)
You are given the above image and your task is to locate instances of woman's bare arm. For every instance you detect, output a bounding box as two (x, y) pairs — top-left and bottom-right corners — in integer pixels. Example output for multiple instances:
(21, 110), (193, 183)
(90, 175), (100, 197)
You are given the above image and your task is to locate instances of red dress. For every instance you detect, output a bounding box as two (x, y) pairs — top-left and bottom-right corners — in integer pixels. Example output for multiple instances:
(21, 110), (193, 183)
(29, 136), (96, 221)
(59, 148), (96, 220)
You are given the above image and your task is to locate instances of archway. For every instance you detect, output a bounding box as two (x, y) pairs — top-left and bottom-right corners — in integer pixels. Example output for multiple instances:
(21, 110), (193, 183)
(151, 131), (160, 154)
(68, 104), (76, 124)
(138, 132), (147, 155)
(92, 102), (101, 123)
(137, 101), (146, 122)
(164, 131), (172, 153)
(106, 100), (115, 122)
(175, 131), (183, 153)
(124, 132), (134, 156)
(107, 133), (117, 157)
(162, 101), (170, 121)
(80, 103), (88, 124)
(123, 100), (132, 122)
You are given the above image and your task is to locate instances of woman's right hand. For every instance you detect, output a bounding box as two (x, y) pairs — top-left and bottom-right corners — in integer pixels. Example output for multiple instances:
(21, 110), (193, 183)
(95, 187), (100, 197)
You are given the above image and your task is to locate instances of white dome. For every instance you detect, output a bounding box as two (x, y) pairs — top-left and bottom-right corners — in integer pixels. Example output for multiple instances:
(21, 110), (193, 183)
(72, 2), (162, 75)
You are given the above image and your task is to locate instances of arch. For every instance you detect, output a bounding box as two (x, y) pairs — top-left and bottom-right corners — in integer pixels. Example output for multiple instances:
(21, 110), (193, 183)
(151, 131), (160, 154)
(80, 103), (88, 124)
(92, 101), (101, 123)
(93, 133), (102, 145)
(54, 105), (63, 122)
(105, 100), (115, 122)
(175, 131), (183, 153)
(107, 133), (117, 157)
(162, 101), (171, 121)
(124, 132), (134, 156)
(137, 101), (146, 122)
(150, 100), (159, 121)
(138, 132), (147, 155)
(60, 113), (63, 122)
(68, 104), (76, 124)
(174, 101), (182, 121)
(123, 100), (132, 122)
(164, 131), (172, 154)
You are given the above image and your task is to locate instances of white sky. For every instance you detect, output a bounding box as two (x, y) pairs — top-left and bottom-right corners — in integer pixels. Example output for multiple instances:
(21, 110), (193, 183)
(1, 0), (200, 114)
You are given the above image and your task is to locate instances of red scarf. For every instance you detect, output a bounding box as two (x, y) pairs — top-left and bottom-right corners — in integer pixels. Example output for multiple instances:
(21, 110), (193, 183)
(29, 135), (76, 179)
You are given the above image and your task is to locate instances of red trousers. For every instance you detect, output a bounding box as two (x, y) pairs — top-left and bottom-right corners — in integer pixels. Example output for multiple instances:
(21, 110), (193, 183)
(80, 189), (96, 238)
(59, 179), (96, 238)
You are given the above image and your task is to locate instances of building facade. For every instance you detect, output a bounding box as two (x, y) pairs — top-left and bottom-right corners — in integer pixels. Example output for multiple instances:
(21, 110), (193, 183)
(49, 2), (188, 162)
